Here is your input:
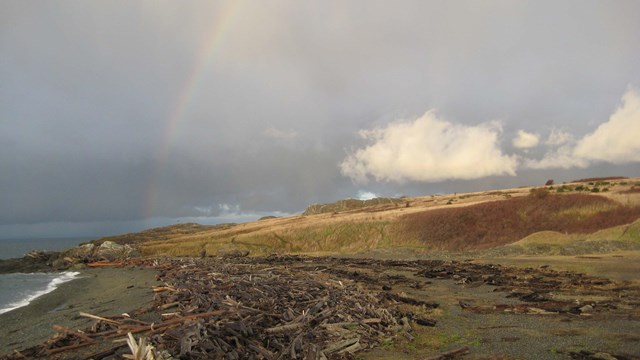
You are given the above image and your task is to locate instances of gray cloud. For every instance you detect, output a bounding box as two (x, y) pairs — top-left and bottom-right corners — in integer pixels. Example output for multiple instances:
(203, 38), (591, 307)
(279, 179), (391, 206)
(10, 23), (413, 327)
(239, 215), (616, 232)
(1, 1), (640, 237)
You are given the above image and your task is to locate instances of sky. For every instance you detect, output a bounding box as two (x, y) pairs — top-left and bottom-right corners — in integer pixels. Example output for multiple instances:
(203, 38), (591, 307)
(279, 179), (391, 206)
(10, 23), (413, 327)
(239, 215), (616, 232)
(1, 1), (640, 238)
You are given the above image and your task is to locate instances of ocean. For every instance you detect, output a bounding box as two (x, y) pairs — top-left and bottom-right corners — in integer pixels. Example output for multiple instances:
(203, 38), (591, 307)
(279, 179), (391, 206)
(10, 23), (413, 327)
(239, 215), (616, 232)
(0, 237), (91, 315)
(0, 271), (81, 314)
(0, 237), (93, 260)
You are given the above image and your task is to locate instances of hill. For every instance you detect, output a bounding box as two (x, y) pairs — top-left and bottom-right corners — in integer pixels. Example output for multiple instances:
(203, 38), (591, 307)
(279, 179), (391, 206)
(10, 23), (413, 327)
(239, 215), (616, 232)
(89, 177), (640, 258)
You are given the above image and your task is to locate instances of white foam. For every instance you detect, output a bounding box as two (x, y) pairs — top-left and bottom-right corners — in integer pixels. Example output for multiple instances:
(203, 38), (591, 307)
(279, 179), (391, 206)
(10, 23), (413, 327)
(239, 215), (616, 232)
(0, 271), (81, 315)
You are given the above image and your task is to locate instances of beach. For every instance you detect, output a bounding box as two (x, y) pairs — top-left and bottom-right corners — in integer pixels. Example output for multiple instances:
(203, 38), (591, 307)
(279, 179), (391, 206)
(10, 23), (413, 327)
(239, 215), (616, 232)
(0, 266), (159, 355)
(0, 256), (638, 359)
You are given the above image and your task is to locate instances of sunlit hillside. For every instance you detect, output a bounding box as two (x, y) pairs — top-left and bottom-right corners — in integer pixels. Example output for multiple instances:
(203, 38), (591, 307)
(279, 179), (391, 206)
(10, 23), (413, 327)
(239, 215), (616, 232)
(93, 177), (640, 258)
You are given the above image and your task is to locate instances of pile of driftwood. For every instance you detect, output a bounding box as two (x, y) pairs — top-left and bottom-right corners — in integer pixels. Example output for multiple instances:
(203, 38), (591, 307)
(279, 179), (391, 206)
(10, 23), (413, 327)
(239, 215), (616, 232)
(3, 256), (439, 360)
(144, 257), (424, 359)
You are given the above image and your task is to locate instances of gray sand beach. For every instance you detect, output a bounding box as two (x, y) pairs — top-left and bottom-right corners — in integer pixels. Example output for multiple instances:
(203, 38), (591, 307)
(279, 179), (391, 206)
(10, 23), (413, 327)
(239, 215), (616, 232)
(0, 266), (159, 355)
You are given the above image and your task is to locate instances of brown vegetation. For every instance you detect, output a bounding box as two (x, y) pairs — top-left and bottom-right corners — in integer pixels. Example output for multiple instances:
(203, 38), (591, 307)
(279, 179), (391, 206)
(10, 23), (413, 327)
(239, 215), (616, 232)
(401, 193), (640, 251)
(621, 186), (640, 194)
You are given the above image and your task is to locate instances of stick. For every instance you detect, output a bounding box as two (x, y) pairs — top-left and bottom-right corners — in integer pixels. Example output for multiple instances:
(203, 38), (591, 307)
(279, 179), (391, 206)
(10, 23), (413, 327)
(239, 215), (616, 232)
(45, 341), (94, 355)
(79, 311), (121, 325)
(265, 322), (304, 334)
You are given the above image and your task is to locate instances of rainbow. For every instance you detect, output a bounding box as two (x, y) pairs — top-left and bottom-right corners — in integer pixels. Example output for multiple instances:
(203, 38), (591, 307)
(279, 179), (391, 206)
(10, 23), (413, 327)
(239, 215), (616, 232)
(144, 2), (243, 219)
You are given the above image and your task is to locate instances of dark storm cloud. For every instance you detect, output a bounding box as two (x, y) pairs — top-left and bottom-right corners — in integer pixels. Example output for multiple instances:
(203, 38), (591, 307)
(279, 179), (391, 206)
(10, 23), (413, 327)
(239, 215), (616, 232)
(1, 1), (639, 236)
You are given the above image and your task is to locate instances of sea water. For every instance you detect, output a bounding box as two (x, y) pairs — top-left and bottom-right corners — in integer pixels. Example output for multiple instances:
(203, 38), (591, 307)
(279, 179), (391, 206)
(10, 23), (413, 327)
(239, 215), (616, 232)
(0, 237), (91, 315)
(0, 271), (81, 314)
(0, 237), (93, 260)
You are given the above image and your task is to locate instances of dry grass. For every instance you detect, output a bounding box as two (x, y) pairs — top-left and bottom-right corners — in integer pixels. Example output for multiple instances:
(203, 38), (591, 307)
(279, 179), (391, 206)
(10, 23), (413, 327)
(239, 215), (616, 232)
(133, 178), (640, 257)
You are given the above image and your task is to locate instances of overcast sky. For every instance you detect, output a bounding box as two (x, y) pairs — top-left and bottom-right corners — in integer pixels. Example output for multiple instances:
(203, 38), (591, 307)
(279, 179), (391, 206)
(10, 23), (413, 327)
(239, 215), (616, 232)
(2, 1), (640, 238)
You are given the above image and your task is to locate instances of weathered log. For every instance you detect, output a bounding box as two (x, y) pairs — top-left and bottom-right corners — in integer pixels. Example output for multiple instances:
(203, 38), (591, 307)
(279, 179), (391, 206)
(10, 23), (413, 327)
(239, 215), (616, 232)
(423, 346), (470, 360)
(322, 337), (360, 355)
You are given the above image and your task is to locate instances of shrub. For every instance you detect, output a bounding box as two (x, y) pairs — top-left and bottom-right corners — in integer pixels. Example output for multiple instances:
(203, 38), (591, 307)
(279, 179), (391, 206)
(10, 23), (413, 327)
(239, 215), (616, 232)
(556, 185), (573, 193)
(529, 187), (550, 199)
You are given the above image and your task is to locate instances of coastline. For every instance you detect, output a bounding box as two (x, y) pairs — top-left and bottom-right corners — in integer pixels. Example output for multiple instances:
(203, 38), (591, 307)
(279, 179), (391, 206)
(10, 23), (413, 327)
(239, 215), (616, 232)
(0, 266), (159, 355)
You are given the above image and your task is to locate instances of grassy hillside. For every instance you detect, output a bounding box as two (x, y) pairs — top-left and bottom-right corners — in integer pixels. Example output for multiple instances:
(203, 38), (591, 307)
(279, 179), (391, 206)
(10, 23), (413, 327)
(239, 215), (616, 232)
(90, 177), (640, 258)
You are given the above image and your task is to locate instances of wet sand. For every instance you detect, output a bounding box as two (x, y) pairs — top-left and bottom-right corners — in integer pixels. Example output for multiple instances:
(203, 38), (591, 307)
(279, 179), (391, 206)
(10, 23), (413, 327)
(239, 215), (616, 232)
(0, 266), (159, 355)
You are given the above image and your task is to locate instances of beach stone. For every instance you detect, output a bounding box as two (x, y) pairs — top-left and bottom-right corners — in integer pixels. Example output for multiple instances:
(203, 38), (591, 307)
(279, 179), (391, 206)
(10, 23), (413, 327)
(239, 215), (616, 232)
(592, 353), (617, 360)
(579, 304), (594, 313)
(51, 257), (70, 270)
(123, 244), (140, 258)
(95, 241), (124, 260)
(63, 243), (95, 259)
(217, 249), (250, 258)
(94, 241), (140, 260)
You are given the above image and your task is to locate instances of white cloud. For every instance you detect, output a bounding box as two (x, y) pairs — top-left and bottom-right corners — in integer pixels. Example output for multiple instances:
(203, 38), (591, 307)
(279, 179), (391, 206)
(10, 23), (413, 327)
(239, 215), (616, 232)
(262, 127), (298, 140)
(357, 190), (378, 200)
(340, 111), (517, 183)
(218, 203), (241, 215)
(573, 88), (640, 164)
(524, 145), (589, 169)
(512, 130), (540, 149)
(524, 88), (640, 169)
(545, 128), (573, 146)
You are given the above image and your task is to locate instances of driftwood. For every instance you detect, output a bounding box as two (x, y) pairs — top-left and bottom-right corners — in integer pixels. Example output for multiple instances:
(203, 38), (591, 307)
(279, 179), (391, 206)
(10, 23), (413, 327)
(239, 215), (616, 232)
(78, 311), (121, 325)
(86, 260), (124, 267)
(423, 346), (470, 360)
(3, 255), (640, 359)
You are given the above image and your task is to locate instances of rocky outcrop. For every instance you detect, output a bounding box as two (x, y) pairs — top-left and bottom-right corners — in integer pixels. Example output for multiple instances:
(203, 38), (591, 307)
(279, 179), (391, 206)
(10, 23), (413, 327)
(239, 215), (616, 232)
(0, 251), (61, 273)
(93, 241), (139, 261)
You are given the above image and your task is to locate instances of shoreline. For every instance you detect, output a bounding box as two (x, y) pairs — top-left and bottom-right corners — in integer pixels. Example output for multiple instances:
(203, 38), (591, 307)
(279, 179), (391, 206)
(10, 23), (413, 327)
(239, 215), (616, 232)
(0, 266), (159, 355)
(0, 271), (82, 315)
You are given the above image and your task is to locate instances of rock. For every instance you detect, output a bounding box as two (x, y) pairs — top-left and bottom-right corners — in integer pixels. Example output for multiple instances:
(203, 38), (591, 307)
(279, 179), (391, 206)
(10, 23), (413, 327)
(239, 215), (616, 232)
(592, 352), (617, 360)
(95, 241), (123, 260)
(95, 241), (139, 260)
(51, 257), (70, 270)
(217, 249), (250, 258)
(123, 244), (140, 258)
(579, 304), (594, 313)
(63, 243), (95, 259)
(24, 250), (56, 262)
